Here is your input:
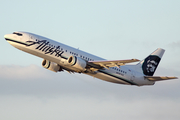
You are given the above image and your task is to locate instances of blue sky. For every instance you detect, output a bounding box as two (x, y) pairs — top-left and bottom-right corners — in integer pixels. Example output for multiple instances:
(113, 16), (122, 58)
(1, 0), (180, 120)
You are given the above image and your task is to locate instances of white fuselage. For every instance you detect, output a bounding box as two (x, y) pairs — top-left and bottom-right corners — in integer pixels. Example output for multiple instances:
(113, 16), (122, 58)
(5, 32), (155, 86)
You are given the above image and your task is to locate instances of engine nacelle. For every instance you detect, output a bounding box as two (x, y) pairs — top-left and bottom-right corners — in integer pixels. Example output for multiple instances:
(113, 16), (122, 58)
(67, 56), (87, 71)
(42, 59), (63, 72)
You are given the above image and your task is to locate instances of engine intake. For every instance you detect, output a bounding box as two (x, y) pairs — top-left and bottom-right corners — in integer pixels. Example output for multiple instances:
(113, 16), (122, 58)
(68, 56), (87, 71)
(42, 59), (63, 72)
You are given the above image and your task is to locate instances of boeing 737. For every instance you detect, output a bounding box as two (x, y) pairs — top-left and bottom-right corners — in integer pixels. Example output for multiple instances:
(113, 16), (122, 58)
(4, 31), (178, 86)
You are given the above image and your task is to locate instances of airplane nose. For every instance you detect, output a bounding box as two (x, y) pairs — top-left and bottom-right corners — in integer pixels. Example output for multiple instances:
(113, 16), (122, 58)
(4, 34), (16, 46)
(4, 34), (10, 40)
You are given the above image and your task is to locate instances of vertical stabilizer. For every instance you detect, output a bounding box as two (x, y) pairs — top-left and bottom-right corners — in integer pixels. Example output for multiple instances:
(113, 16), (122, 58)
(136, 48), (165, 76)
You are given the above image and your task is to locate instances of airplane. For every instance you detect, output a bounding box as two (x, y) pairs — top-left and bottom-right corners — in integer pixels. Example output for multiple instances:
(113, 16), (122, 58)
(4, 31), (178, 86)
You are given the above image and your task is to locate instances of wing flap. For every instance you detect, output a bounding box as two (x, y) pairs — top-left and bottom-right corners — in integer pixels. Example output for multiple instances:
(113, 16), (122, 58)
(145, 76), (178, 81)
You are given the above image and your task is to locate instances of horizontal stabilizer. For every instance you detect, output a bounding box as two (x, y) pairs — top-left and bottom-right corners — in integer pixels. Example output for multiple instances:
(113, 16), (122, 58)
(145, 76), (178, 81)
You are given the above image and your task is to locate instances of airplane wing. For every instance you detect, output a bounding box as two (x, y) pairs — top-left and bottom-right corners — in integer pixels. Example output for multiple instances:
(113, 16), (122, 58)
(145, 76), (178, 81)
(87, 59), (140, 70)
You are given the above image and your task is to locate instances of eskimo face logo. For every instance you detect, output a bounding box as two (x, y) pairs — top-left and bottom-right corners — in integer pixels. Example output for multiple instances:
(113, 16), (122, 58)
(142, 55), (161, 76)
(146, 60), (157, 73)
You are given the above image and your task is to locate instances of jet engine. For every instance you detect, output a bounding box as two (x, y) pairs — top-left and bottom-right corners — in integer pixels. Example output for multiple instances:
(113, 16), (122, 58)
(42, 59), (63, 72)
(67, 56), (87, 71)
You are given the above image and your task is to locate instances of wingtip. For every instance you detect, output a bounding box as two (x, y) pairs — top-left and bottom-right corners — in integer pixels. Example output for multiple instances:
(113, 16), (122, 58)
(132, 59), (140, 61)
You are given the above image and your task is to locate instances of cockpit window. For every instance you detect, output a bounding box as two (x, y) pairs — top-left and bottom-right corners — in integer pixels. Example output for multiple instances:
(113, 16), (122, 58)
(13, 32), (23, 36)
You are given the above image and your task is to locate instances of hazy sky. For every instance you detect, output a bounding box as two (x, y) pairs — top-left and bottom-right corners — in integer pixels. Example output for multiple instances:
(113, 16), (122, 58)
(1, 0), (180, 120)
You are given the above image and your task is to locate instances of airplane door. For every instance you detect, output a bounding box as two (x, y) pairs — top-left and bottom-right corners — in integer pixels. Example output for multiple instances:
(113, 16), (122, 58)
(130, 71), (135, 82)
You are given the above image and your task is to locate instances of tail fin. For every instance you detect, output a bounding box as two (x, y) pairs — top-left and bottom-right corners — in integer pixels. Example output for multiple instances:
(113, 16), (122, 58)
(137, 48), (165, 76)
